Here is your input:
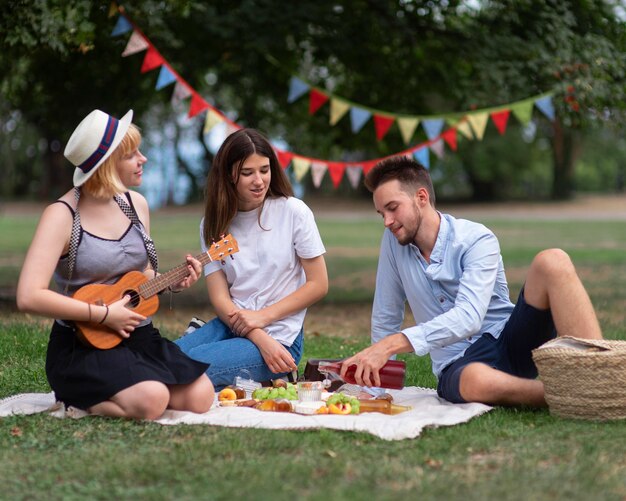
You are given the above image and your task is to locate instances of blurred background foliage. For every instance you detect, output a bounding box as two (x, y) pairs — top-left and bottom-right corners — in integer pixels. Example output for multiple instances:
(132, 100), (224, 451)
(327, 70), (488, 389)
(1, 0), (625, 204)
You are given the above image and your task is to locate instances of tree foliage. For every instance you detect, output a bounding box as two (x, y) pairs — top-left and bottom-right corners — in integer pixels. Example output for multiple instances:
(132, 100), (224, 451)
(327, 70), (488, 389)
(1, 0), (624, 201)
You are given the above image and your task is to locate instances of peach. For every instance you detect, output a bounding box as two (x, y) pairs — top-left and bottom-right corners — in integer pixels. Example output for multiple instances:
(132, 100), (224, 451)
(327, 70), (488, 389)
(218, 387), (238, 401)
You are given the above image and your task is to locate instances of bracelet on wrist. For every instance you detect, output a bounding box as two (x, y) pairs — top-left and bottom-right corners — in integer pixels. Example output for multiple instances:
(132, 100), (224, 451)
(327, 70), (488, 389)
(99, 305), (109, 324)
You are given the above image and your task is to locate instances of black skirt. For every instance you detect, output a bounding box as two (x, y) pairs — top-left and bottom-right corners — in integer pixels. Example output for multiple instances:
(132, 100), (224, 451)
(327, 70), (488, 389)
(46, 321), (210, 410)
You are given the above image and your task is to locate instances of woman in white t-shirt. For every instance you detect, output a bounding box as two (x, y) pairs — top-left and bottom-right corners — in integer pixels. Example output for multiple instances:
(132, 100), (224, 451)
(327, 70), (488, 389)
(175, 128), (328, 389)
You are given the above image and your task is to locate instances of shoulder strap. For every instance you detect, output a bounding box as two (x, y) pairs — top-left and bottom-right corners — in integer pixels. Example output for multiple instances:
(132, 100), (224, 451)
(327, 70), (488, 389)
(64, 187), (82, 295)
(114, 193), (159, 274)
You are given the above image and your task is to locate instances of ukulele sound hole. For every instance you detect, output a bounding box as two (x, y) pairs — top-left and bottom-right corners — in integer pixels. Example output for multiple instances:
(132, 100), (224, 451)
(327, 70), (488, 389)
(124, 290), (141, 308)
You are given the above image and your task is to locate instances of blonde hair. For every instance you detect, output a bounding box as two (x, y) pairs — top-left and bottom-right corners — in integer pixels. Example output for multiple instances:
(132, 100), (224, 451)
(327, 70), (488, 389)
(82, 124), (142, 199)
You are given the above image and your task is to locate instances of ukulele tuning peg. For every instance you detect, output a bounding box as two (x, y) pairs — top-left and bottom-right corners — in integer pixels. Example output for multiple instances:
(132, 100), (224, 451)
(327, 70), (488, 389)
(221, 260), (226, 265)
(230, 255), (234, 260)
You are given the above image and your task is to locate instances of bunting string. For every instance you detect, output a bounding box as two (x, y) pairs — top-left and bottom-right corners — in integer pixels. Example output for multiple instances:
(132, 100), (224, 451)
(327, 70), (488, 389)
(109, 3), (556, 190)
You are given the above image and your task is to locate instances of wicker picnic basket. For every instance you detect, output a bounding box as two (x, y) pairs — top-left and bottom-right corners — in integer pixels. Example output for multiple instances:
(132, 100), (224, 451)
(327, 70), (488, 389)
(532, 336), (626, 421)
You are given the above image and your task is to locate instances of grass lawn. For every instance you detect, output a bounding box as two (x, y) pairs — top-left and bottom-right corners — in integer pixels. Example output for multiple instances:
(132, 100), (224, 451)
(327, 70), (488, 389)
(1, 200), (625, 500)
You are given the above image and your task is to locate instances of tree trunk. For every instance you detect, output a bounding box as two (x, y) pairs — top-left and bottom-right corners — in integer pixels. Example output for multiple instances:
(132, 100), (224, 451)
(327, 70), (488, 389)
(551, 119), (582, 200)
(40, 142), (71, 199)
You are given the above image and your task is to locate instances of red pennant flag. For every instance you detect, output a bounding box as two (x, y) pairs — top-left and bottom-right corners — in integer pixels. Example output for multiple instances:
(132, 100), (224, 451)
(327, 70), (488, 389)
(327, 162), (346, 188)
(309, 89), (329, 115)
(141, 46), (164, 73)
(276, 149), (294, 169)
(491, 110), (510, 135)
(188, 92), (209, 118)
(441, 128), (457, 151)
(373, 114), (395, 141)
(361, 160), (378, 175)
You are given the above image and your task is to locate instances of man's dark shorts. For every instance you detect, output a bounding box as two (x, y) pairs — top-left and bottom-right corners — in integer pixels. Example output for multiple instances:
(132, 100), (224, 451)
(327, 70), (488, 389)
(437, 288), (556, 403)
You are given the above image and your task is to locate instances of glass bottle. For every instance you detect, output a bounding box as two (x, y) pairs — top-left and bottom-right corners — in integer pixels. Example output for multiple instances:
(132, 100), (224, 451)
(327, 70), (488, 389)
(357, 399), (411, 415)
(318, 359), (406, 390)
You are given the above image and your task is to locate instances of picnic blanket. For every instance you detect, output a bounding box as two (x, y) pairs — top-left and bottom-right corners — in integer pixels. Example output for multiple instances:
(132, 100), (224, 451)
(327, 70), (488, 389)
(0, 387), (491, 441)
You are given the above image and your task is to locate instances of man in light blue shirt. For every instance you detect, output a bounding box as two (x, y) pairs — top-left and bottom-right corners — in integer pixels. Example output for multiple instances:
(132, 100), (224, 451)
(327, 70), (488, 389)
(341, 157), (603, 406)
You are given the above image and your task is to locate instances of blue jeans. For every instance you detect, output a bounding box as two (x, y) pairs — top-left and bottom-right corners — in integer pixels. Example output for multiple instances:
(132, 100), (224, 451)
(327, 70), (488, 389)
(174, 317), (304, 390)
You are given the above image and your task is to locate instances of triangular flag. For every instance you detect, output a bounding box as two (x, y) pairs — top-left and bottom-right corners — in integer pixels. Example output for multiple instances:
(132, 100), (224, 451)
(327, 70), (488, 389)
(287, 77), (310, 103)
(373, 114), (395, 141)
(421, 118), (445, 141)
(467, 112), (489, 140)
(429, 139), (445, 159)
(141, 46), (164, 73)
(441, 128), (457, 151)
(292, 157), (311, 183)
(108, 2), (119, 17)
(397, 117), (420, 145)
(456, 119), (474, 140)
(350, 107), (371, 133)
(121, 31), (149, 57)
(490, 110), (510, 135)
(510, 100), (534, 125)
(171, 81), (192, 103)
(155, 65), (177, 90)
(361, 160), (378, 175)
(329, 98), (350, 126)
(311, 161), (327, 188)
(345, 166), (362, 189)
(203, 109), (224, 134)
(225, 122), (241, 137)
(413, 146), (430, 169)
(276, 149), (294, 169)
(188, 92), (209, 118)
(535, 96), (555, 121)
(111, 15), (132, 36)
(309, 89), (329, 115)
(327, 162), (346, 188)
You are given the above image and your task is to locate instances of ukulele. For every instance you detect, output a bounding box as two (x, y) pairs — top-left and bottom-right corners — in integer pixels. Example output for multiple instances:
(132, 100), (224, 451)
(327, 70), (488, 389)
(73, 234), (238, 350)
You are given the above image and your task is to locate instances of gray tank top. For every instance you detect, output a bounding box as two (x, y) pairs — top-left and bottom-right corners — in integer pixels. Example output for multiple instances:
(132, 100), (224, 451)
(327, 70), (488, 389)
(53, 200), (151, 324)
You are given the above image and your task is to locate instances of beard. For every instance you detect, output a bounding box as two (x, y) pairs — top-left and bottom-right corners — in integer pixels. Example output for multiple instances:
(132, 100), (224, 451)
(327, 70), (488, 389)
(393, 205), (421, 246)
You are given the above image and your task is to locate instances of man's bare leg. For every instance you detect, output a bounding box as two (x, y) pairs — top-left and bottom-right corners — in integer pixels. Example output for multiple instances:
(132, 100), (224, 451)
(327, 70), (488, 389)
(524, 249), (602, 340)
(459, 363), (546, 407)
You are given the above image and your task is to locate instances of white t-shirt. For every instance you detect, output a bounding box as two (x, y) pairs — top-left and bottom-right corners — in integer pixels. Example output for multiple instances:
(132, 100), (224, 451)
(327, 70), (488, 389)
(200, 196), (326, 346)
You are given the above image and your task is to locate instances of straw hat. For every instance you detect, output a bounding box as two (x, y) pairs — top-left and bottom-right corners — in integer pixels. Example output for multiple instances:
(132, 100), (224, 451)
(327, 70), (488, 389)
(64, 109), (133, 187)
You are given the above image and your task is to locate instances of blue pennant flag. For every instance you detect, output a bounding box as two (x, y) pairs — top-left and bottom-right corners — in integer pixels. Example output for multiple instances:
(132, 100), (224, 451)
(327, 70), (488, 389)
(111, 16), (133, 37)
(413, 147), (430, 169)
(535, 96), (555, 121)
(350, 107), (372, 133)
(155, 66), (177, 90)
(421, 118), (445, 141)
(287, 77), (310, 103)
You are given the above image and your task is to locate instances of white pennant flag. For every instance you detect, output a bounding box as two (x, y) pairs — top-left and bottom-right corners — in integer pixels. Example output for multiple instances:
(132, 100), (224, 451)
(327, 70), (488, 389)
(345, 166), (362, 189)
(171, 81), (192, 104)
(429, 139), (445, 159)
(121, 31), (149, 57)
(311, 162), (328, 188)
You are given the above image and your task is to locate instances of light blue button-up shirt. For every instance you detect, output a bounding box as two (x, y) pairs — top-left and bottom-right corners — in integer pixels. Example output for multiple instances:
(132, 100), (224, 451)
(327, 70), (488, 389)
(371, 213), (515, 378)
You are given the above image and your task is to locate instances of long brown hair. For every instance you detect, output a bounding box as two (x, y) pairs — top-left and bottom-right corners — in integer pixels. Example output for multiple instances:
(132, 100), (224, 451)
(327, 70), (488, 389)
(202, 128), (293, 245)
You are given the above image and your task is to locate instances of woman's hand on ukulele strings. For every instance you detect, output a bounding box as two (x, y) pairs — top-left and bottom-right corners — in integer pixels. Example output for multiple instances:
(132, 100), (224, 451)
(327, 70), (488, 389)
(106, 295), (146, 338)
(171, 255), (203, 292)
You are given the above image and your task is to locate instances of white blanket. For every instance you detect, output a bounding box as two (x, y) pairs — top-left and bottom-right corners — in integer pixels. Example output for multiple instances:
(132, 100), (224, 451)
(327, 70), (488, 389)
(0, 387), (491, 441)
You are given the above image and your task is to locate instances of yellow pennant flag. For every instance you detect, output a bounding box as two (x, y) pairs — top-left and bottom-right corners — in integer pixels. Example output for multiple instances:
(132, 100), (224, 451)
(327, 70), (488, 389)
(467, 112), (489, 140)
(329, 98), (350, 126)
(456, 119), (474, 140)
(292, 157), (311, 183)
(397, 117), (420, 145)
(108, 2), (118, 17)
(203, 109), (224, 134)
